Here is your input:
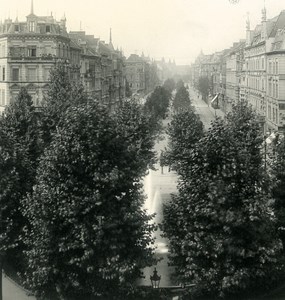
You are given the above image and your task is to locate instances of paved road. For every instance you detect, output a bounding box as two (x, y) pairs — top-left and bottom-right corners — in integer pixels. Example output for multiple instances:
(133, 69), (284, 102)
(187, 84), (225, 130)
(2, 273), (35, 300)
(140, 119), (178, 287)
(140, 86), (226, 288)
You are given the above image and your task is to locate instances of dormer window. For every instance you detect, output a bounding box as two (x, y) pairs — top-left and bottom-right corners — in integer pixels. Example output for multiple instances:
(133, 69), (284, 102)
(15, 25), (19, 32)
(29, 21), (35, 32)
(46, 25), (51, 33)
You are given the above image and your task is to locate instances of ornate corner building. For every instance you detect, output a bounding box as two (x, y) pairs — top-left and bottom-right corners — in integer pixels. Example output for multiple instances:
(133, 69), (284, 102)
(0, 2), (126, 113)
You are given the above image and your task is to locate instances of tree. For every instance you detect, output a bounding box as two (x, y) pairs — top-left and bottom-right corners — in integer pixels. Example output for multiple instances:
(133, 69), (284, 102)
(22, 102), (155, 299)
(144, 86), (170, 120)
(166, 108), (204, 172)
(172, 85), (191, 112)
(272, 137), (285, 252)
(41, 64), (88, 145)
(0, 88), (42, 296)
(176, 79), (185, 90)
(163, 78), (176, 94)
(163, 101), (282, 299)
(113, 99), (158, 175)
(198, 76), (210, 101)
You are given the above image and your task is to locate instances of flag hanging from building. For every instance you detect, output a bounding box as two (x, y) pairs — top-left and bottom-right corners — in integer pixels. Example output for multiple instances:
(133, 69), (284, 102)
(211, 93), (219, 109)
(211, 94), (219, 104)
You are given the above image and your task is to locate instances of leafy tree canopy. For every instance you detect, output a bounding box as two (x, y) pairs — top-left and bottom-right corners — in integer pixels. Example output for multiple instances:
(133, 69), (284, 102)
(163, 101), (282, 299)
(163, 78), (176, 94)
(41, 64), (88, 145)
(198, 76), (211, 100)
(166, 108), (204, 173)
(23, 102), (155, 299)
(0, 88), (42, 274)
(272, 137), (285, 251)
(172, 85), (191, 112)
(144, 86), (170, 120)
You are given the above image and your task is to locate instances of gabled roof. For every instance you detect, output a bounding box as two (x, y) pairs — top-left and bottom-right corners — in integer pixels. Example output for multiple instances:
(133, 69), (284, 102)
(269, 10), (285, 38)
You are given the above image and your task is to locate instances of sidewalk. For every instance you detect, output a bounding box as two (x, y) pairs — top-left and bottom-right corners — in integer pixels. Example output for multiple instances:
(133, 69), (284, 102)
(3, 273), (35, 300)
(208, 103), (225, 119)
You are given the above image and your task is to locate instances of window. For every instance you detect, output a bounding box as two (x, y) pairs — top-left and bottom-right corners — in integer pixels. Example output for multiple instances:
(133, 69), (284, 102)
(2, 67), (5, 81)
(276, 83), (279, 99)
(29, 21), (35, 32)
(12, 68), (19, 81)
(269, 81), (272, 96)
(262, 58), (264, 69)
(276, 60), (278, 74)
(46, 25), (51, 33)
(27, 68), (36, 81)
(15, 24), (19, 32)
(28, 47), (37, 57)
(269, 61), (272, 74)
(1, 90), (5, 106)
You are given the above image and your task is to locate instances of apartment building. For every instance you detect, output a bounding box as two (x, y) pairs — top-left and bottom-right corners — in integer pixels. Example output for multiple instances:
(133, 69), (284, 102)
(0, 6), (77, 112)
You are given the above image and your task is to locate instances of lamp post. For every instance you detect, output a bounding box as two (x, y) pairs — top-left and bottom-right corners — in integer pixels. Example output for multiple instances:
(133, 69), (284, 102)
(150, 268), (161, 289)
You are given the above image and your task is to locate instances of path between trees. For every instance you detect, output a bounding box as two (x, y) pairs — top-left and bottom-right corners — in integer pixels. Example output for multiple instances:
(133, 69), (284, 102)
(2, 273), (35, 300)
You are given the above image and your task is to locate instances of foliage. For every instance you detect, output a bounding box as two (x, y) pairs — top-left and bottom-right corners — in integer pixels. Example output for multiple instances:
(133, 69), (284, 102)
(163, 78), (176, 94)
(22, 102), (155, 299)
(0, 88), (42, 273)
(176, 79), (185, 90)
(163, 101), (282, 299)
(41, 64), (88, 145)
(198, 76), (210, 101)
(172, 85), (191, 112)
(144, 86), (170, 120)
(272, 137), (285, 251)
(166, 109), (204, 173)
(112, 99), (158, 174)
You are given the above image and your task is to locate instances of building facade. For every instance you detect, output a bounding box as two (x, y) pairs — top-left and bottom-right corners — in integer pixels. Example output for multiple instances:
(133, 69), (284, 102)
(191, 8), (285, 134)
(0, 7), (76, 112)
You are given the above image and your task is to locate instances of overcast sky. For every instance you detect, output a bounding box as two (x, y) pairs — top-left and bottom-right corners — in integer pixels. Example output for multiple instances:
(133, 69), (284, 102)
(1, 0), (284, 65)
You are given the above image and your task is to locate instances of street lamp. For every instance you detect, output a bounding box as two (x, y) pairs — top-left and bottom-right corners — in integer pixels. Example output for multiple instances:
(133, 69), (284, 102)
(150, 268), (161, 289)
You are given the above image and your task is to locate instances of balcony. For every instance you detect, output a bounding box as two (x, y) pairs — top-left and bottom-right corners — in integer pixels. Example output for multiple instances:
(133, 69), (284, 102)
(8, 54), (58, 62)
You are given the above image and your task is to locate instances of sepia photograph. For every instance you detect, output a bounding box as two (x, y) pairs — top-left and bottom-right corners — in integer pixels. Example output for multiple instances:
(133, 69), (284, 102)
(0, 0), (285, 299)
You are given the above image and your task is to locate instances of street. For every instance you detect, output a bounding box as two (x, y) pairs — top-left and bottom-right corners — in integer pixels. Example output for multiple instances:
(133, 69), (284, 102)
(140, 85), (225, 288)
(2, 274), (35, 300)
(3, 85), (225, 296)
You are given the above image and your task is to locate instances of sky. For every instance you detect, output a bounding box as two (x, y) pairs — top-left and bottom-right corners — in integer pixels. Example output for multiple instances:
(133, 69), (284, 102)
(0, 0), (284, 65)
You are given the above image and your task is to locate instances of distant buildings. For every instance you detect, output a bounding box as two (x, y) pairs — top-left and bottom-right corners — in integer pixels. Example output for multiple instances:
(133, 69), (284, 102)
(0, 2), (190, 113)
(191, 8), (285, 134)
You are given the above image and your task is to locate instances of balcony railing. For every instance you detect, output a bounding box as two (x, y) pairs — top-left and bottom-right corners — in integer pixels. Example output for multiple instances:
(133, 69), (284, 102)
(8, 53), (57, 61)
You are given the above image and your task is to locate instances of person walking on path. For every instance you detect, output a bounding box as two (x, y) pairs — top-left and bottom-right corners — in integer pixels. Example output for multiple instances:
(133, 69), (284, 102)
(160, 150), (165, 174)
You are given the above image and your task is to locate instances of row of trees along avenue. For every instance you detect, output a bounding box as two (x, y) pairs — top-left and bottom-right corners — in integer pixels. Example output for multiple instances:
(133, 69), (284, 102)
(163, 92), (285, 299)
(0, 65), (173, 299)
